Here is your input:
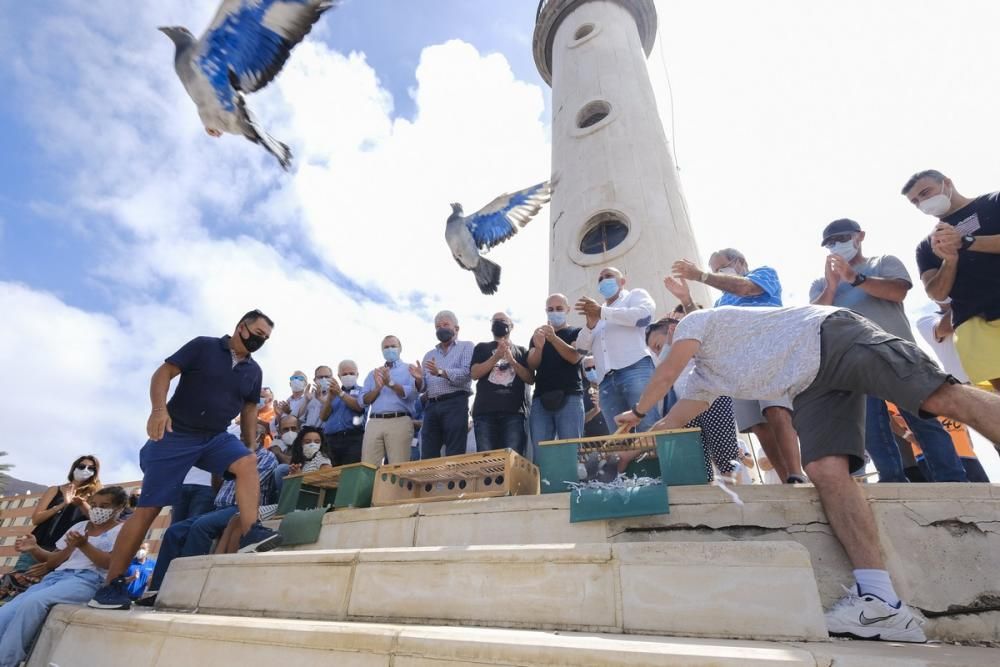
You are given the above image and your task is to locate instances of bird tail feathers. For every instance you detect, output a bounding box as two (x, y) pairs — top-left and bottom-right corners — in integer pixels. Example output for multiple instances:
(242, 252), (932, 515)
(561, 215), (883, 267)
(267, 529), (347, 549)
(474, 257), (501, 295)
(240, 98), (293, 171)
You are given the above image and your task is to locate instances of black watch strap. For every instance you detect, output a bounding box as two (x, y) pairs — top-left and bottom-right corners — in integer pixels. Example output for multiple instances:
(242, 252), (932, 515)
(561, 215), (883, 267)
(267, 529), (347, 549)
(631, 404), (646, 419)
(850, 273), (867, 287)
(960, 235), (976, 251)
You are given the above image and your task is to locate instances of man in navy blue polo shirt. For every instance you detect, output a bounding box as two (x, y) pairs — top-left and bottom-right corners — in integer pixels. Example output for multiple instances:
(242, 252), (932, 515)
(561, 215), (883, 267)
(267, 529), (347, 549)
(89, 309), (274, 610)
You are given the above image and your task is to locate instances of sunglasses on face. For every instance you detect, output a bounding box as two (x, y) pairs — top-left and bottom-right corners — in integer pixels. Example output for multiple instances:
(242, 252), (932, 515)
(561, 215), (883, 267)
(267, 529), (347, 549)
(289, 375), (306, 381)
(75, 464), (96, 472)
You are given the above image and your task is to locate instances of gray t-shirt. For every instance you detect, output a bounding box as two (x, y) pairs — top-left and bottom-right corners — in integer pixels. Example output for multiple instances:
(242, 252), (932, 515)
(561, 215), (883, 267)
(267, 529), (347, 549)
(809, 255), (914, 342)
(672, 306), (837, 404)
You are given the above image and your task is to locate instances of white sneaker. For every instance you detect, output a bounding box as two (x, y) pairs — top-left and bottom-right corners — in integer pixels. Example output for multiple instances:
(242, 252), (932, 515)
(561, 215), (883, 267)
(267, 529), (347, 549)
(825, 585), (926, 642)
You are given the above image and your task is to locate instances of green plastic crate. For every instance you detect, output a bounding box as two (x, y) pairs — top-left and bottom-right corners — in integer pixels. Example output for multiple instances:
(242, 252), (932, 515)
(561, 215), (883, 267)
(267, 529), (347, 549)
(274, 462), (377, 515)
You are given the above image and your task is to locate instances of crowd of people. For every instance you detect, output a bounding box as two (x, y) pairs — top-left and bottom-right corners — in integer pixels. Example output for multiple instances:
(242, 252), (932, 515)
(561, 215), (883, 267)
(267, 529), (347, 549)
(1, 168), (998, 660)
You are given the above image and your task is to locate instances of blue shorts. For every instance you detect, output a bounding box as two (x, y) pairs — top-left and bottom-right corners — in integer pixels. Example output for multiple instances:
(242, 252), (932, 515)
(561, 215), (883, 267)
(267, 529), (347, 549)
(138, 430), (250, 508)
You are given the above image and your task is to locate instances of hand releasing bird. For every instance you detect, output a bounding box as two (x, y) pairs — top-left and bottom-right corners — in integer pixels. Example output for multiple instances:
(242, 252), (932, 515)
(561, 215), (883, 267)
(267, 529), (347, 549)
(159, 0), (337, 170)
(446, 180), (554, 295)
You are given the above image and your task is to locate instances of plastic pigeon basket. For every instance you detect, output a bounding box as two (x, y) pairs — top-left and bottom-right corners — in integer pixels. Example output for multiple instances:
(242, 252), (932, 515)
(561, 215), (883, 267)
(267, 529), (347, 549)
(536, 428), (707, 522)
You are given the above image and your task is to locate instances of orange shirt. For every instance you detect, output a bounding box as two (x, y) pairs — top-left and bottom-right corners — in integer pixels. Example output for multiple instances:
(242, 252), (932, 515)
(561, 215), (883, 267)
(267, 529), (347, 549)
(885, 402), (976, 459)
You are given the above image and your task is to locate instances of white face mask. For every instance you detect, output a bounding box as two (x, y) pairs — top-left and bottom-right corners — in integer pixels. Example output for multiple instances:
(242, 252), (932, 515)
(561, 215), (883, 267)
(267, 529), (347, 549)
(137, 549), (148, 560)
(653, 343), (672, 367)
(290, 378), (306, 392)
(303, 442), (321, 459)
(717, 266), (740, 276)
(340, 373), (358, 389)
(73, 467), (95, 482)
(828, 240), (859, 262)
(89, 506), (118, 525)
(280, 431), (298, 446)
(316, 378), (332, 391)
(918, 184), (952, 217)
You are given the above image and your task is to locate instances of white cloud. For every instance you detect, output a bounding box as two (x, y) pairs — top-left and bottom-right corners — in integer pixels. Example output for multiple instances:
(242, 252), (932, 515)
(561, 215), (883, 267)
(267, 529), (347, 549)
(2, 3), (553, 486)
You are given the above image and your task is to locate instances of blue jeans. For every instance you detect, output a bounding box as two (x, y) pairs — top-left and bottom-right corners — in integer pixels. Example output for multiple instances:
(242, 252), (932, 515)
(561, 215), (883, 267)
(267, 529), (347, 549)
(273, 463), (291, 498)
(529, 392), (585, 460)
(599, 357), (660, 432)
(474, 413), (527, 455)
(150, 505), (238, 591)
(171, 483), (217, 525)
(0, 568), (103, 666)
(421, 395), (469, 459)
(864, 397), (967, 482)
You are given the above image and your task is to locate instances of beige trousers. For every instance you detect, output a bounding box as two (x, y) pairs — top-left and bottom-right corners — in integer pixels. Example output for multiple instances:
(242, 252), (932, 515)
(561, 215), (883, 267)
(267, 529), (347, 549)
(361, 416), (414, 465)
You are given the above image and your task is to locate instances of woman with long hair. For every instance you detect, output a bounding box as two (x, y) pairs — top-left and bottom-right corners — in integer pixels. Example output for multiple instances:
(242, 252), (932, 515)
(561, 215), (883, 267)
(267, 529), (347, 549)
(289, 426), (332, 474)
(17, 456), (103, 572)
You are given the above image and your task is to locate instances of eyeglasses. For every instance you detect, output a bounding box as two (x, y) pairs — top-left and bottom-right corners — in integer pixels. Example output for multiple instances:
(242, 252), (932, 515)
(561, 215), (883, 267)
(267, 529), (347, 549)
(75, 464), (96, 472)
(822, 233), (854, 247)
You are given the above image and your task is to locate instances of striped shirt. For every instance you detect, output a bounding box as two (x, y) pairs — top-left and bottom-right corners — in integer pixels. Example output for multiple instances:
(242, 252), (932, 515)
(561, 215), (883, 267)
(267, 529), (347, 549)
(214, 446), (278, 508)
(421, 340), (475, 398)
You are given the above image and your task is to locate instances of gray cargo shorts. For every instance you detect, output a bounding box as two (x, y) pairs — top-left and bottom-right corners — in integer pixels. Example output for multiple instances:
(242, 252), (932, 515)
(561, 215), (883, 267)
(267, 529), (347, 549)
(792, 310), (954, 470)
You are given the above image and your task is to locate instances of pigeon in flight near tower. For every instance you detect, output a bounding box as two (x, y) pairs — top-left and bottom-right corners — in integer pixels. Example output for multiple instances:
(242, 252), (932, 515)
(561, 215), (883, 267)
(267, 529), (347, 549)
(159, 0), (337, 170)
(446, 180), (554, 295)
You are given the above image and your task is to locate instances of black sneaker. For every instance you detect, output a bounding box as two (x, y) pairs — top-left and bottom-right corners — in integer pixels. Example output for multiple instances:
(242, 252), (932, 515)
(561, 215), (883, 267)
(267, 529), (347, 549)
(87, 576), (131, 610)
(238, 533), (283, 554)
(134, 591), (158, 607)
(786, 474), (808, 484)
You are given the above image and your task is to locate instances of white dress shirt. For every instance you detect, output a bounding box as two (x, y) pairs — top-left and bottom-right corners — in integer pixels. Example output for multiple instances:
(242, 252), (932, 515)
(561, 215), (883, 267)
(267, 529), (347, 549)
(914, 313), (970, 383)
(575, 288), (656, 383)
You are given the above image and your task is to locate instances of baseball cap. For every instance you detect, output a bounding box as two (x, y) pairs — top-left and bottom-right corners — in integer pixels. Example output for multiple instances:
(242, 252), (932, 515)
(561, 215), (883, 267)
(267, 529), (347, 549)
(821, 219), (862, 244)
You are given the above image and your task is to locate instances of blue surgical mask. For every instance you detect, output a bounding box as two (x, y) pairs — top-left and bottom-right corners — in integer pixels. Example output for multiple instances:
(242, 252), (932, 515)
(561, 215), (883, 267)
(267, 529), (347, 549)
(598, 278), (619, 299)
(382, 347), (400, 363)
(547, 311), (566, 327)
(584, 368), (598, 383)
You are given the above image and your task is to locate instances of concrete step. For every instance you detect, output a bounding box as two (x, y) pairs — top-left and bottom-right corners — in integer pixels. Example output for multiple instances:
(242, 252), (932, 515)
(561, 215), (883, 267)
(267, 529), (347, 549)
(30, 606), (999, 667)
(158, 541), (827, 641)
(277, 485), (1000, 643)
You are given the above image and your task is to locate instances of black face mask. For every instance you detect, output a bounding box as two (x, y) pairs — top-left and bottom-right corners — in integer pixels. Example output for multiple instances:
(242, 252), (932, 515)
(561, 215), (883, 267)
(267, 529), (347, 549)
(240, 326), (267, 353)
(435, 327), (455, 343)
(491, 321), (510, 338)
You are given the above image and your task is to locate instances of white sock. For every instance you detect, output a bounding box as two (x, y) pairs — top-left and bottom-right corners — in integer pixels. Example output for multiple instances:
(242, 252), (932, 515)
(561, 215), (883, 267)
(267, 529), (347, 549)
(853, 569), (900, 607)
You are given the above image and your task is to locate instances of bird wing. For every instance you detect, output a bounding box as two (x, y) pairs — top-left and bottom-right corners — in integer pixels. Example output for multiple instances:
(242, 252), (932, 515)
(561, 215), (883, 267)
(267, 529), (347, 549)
(464, 180), (552, 251)
(195, 0), (335, 111)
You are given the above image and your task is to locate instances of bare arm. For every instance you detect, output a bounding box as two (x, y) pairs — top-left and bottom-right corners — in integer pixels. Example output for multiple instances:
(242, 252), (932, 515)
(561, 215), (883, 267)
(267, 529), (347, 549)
(702, 273), (763, 297)
(77, 540), (112, 571)
(967, 234), (1000, 254)
(31, 486), (63, 526)
(150, 362), (180, 410)
(856, 277), (911, 303)
(922, 262), (958, 302)
(547, 332), (582, 364)
(239, 402), (258, 449)
(932, 313), (954, 341)
(471, 349), (500, 380)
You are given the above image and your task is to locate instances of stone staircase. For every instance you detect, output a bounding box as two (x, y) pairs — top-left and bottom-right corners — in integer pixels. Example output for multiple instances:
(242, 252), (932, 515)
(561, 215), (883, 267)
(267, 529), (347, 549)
(27, 484), (1000, 666)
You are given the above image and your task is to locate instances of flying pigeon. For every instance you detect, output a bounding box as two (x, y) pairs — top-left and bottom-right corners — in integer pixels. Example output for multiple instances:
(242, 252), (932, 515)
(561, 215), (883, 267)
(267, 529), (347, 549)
(159, 0), (337, 170)
(446, 180), (553, 295)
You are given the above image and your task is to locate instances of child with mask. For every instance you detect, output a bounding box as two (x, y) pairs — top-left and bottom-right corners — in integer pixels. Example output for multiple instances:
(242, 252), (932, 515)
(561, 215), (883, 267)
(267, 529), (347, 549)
(289, 426), (332, 474)
(2, 486), (128, 665)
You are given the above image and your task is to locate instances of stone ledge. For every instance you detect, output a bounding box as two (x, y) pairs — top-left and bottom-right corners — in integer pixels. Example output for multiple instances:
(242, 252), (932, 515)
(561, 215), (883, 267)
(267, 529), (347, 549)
(158, 541), (826, 641)
(29, 606), (1000, 667)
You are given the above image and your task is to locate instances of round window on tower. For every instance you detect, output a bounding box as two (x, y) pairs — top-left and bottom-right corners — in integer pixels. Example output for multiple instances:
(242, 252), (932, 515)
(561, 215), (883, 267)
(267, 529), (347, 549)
(574, 23), (595, 40)
(576, 100), (612, 130)
(580, 214), (630, 255)
(569, 22), (601, 47)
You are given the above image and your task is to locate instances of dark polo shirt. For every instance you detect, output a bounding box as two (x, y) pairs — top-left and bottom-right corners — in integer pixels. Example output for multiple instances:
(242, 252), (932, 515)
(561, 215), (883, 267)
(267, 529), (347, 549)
(165, 335), (262, 434)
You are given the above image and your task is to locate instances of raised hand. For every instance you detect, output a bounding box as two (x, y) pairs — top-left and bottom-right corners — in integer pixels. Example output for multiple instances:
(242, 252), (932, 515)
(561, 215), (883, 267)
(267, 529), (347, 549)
(671, 259), (703, 282)
(425, 358), (440, 376)
(66, 530), (88, 548)
(663, 275), (691, 302)
(373, 369), (386, 389)
(931, 223), (960, 261)
(408, 360), (423, 381)
(824, 255), (841, 287)
(575, 297), (602, 327)
(532, 327), (547, 348)
(828, 254), (856, 283)
(15, 534), (37, 552)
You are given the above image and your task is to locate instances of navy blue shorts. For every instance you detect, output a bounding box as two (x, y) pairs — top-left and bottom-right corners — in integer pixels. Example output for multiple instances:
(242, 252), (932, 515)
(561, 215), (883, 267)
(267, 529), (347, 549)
(138, 430), (250, 508)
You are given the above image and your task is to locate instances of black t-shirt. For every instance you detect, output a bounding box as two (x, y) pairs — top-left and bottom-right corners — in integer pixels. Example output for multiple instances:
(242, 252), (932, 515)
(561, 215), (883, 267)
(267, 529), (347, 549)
(471, 341), (529, 416)
(915, 192), (1000, 327)
(583, 387), (609, 437)
(529, 326), (582, 394)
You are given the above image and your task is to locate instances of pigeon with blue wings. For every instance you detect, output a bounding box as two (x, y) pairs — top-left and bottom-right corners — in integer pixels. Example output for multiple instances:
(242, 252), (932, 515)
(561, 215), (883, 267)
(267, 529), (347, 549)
(446, 180), (554, 295)
(159, 0), (337, 170)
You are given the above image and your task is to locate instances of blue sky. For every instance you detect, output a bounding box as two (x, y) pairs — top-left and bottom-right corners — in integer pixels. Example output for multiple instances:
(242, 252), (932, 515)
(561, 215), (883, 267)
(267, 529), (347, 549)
(2, 0), (998, 485)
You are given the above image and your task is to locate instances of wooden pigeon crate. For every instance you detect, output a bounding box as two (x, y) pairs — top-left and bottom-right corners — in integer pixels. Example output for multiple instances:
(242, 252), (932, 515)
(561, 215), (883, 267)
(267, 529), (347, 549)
(371, 449), (539, 507)
(536, 428), (706, 495)
(275, 462), (378, 516)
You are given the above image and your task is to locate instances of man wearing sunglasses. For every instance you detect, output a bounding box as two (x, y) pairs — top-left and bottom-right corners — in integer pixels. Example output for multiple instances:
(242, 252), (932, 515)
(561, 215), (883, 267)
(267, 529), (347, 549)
(810, 219), (967, 483)
(89, 309), (273, 610)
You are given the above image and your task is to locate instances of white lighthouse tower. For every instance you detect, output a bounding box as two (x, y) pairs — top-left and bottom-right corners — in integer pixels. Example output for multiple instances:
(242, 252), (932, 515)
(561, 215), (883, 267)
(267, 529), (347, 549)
(533, 0), (708, 311)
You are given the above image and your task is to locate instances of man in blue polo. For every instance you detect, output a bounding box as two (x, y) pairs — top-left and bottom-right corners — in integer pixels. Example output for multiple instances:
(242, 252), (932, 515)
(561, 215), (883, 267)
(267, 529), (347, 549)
(673, 249), (806, 483)
(89, 309), (274, 610)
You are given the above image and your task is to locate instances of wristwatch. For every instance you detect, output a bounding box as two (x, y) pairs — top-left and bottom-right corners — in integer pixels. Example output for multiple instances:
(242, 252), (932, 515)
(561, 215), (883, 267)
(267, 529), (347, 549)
(631, 403), (646, 419)
(436, 368), (445, 377)
(960, 235), (976, 251)
(387, 379), (396, 388)
(850, 273), (867, 287)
